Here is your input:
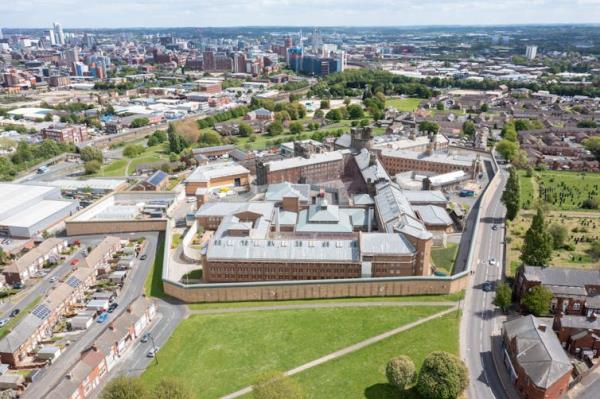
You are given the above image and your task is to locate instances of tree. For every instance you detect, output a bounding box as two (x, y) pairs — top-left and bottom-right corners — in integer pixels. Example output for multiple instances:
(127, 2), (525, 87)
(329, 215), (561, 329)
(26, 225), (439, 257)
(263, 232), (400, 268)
(267, 121), (284, 136)
(130, 117), (150, 128)
(80, 146), (104, 163)
(522, 284), (553, 316)
(501, 167), (520, 221)
(418, 121), (439, 135)
(152, 378), (193, 399)
(501, 123), (518, 142)
(100, 376), (147, 399)
(84, 160), (101, 174)
(417, 351), (469, 399)
(386, 355), (416, 391)
(521, 208), (553, 266)
(123, 144), (145, 158)
(11, 141), (33, 164)
(583, 136), (600, 161)
(238, 122), (254, 137)
(436, 102), (445, 111)
(252, 372), (303, 399)
(168, 126), (188, 154)
(325, 108), (342, 121)
(480, 103), (489, 112)
(496, 139), (518, 161)
(289, 121), (303, 135)
(198, 130), (221, 147)
(577, 120), (597, 129)
(313, 109), (324, 119)
(548, 224), (568, 249)
(494, 282), (513, 312)
(320, 99), (330, 109)
(462, 120), (476, 137)
(346, 104), (365, 119)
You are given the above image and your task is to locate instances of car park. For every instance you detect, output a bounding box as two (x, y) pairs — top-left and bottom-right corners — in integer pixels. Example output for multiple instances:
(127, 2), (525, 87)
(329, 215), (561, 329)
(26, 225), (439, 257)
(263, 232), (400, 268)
(96, 312), (108, 323)
(9, 309), (20, 318)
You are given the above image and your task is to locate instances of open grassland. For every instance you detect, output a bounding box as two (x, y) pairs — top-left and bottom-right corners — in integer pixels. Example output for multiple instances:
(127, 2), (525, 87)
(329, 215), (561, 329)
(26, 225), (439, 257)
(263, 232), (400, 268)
(386, 98), (424, 112)
(141, 305), (450, 398)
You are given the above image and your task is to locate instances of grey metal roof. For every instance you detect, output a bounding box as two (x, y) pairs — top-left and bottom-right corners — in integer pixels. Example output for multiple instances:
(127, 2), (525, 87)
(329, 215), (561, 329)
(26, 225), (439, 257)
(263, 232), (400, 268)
(196, 201), (275, 220)
(207, 237), (360, 262)
(265, 182), (310, 203)
(503, 315), (572, 389)
(360, 233), (415, 255)
(352, 194), (374, 206)
(402, 190), (448, 204)
(413, 205), (453, 226)
(335, 134), (352, 148)
(193, 144), (235, 154)
(523, 266), (600, 288)
(186, 161), (249, 183)
(560, 315), (600, 330)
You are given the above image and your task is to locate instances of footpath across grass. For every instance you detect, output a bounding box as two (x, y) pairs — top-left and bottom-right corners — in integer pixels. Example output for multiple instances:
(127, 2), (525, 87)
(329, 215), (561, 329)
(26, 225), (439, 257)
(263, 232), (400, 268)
(187, 291), (464, 311)
(292, 311), (460, 399)
(140, 305), (449, 398)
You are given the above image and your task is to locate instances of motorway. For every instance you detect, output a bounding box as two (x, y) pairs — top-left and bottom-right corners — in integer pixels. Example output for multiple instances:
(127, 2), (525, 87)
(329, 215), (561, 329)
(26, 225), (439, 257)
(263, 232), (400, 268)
(461, 166), (513, 399)
(22, 233), (160, 399)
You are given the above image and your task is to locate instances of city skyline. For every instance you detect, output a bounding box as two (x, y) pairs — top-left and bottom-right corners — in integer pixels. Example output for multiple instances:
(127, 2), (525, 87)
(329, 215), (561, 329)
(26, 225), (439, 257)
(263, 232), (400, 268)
(2, 0), (600, 28)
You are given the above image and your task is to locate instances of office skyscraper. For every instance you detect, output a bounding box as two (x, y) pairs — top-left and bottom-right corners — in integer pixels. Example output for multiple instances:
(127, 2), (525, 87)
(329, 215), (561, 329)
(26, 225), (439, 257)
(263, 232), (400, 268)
(53, 22), (65, 46)
(525, 45), (537, 60)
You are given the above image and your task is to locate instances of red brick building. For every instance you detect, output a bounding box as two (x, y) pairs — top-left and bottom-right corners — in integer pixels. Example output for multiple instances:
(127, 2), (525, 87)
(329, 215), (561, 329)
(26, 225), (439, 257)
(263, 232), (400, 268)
(42, 124), (88, 144)
(503, 315), (572, 399)
(553, 313), (600, 359)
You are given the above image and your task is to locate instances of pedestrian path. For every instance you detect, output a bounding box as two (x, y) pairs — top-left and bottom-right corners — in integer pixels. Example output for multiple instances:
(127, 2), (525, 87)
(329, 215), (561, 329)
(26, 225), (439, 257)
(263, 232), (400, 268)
(219, 305), (458, 399)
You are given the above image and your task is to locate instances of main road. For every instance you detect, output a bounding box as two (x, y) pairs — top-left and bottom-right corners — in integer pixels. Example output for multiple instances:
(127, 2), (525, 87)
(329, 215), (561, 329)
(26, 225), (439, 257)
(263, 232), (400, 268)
(461, 166), (513, 399)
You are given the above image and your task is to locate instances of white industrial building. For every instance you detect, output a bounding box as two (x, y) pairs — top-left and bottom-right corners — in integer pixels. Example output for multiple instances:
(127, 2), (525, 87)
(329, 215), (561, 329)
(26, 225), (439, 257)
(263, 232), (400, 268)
(0, 183), (78, 238)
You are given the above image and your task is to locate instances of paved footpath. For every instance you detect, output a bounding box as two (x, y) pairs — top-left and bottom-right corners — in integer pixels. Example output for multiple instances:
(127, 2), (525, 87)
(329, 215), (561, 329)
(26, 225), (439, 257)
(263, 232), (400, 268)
(189, 301), (458, 315)
(219, 305), (459, 399)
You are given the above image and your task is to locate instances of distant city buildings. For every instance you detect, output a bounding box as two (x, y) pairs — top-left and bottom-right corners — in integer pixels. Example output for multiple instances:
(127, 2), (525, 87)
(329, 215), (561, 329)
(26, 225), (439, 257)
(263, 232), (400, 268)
(525, 45), (538, 60)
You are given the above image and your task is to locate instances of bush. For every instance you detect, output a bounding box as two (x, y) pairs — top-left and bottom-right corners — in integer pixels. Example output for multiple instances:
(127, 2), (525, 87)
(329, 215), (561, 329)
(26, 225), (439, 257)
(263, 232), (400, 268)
(252, 371), (303, 399)
(581, 198), (599, 209)
(289, 121), (303, 135)
(417, 351), (469, 399)
(267, 121), (284, 136)
(80, 146), (103, 163)
(320, 99), (330, 109)
(123, 144), (145, 158)
(386, 355), (416, 390)
(100, 376), (147, 399)
(238, 122), (254, 137)
(84, 160), (101, 174)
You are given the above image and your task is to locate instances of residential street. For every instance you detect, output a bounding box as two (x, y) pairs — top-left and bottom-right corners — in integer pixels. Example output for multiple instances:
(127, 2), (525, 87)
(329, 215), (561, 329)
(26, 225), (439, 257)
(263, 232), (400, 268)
(22, 233), (160, 399)
(461, 166), (514, 399)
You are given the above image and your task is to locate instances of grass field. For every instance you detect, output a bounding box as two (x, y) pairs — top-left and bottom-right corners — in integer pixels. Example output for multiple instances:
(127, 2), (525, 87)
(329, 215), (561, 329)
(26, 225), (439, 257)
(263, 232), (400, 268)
(506, 211), (600, 275)
(187, 291), (463, 310)
(96, 159), (128, 177)
(431, 243), (459, 275)
(519, 170), (600, 211)
(386, 98), (423, 112)
(292, 312), (460, 399)
(140, 306), (450, 398)
(144, 232), (166, 298)
(97, 142), (169, 177)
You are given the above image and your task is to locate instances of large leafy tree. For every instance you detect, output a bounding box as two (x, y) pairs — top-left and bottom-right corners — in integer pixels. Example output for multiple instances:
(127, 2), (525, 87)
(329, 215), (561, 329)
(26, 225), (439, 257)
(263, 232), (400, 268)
(417, 351), (469, 399)
(522, 284), (553, 316)
(501, 167), (520, 221)
(494, 282), (513, 312)
(521, 208), (553, 266)
(496, 139), (518, 161)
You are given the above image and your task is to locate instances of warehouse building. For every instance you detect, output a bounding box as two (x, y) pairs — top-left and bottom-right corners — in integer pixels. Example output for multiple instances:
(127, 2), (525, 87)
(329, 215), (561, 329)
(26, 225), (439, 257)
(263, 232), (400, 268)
(0, 183), (78, 238)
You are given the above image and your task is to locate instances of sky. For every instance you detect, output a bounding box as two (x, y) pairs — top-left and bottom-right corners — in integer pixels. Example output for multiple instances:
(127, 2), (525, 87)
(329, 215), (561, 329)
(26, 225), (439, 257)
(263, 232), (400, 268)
(1, 0), (600, 28)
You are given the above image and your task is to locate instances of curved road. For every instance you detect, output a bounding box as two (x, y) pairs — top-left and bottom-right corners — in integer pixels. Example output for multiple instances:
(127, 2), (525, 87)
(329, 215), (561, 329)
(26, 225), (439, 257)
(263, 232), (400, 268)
(461, 166), (512, 399)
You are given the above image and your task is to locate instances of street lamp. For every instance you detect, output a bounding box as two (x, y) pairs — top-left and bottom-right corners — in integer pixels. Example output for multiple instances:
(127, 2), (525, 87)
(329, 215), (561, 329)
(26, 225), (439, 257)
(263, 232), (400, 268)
(148, 332), (159, 365)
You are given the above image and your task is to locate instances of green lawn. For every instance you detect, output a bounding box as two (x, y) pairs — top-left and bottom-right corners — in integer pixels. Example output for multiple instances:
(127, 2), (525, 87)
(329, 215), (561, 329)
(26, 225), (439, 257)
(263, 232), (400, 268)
(386, 98), (423, 112)
(98, 142), (169, 177)
(518, 170), (536, 209)
(97, 159), (128, 177)
(140, 306), (449, 398)
(431, 243), (459, 275)
(187, 291), (463, 311)
(292, 312), (460, 399)
(0, 296), (41, 340)
(144, 232), (166, 298)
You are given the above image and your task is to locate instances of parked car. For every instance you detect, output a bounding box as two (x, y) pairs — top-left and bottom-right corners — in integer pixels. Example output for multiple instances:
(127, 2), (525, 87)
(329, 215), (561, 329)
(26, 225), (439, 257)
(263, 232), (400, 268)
(0, 318), (8, 327)
(141, 333), (150, 343)
(70, 259), (80, 266)
(9, 309), (20, 318)
(13, 283), (23, 289)
(96, 312), (108, 323)
(108, 303), (119, 313)
(483, 281), (493, 292)
(49, 277), (57, 283)
(489, 258), (497, 266)
(147, 347), (160, 358)
(140, 254), (147, 261)
(491, 225), (498, 230)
